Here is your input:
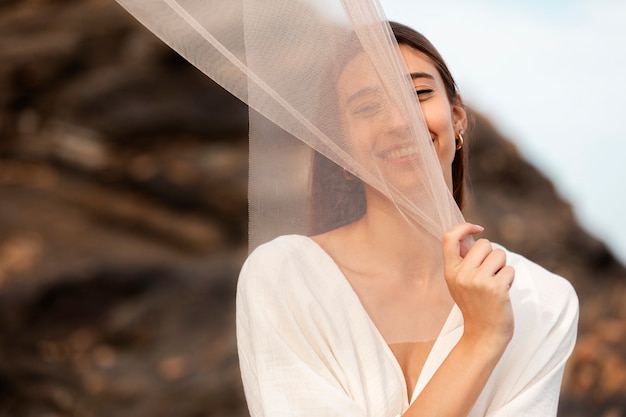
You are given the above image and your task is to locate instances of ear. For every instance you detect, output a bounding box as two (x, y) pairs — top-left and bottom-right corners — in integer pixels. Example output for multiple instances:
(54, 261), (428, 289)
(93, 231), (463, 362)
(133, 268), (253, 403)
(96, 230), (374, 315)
(452, 93), (468, 133)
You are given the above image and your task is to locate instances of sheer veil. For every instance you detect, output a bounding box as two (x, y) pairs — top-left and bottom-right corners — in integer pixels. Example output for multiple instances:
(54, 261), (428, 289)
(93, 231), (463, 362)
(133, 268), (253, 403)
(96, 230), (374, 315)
(119, 0), (462, 244)
(116, 0), (467, 342)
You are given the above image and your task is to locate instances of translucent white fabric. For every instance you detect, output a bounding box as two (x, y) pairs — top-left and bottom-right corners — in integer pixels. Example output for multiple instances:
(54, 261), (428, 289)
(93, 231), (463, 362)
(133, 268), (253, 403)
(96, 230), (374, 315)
(237, 235), (579, 417)
(115, 0), (464, 250)
(116, 1), (579, 415)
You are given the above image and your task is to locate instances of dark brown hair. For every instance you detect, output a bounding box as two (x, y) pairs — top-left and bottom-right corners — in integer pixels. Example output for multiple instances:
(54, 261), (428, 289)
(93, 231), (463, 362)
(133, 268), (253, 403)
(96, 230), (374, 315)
(310, 22), (468, 235)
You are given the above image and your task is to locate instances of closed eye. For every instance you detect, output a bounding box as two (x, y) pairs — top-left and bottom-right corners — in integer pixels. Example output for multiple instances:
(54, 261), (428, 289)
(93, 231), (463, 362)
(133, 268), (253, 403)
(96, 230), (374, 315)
(415, 89), (433, 96)
(354, 103), (383, 116)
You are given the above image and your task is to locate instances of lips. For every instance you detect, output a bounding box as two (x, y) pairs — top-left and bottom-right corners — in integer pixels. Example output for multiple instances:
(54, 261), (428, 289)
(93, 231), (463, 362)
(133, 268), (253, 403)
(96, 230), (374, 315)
(377, 143), (419, 161)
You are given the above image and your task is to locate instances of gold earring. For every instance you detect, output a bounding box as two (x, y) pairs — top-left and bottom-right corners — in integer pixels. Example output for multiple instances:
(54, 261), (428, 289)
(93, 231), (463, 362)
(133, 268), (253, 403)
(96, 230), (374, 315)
(343, 168), (355, 181)
(455, 131), (464, 150)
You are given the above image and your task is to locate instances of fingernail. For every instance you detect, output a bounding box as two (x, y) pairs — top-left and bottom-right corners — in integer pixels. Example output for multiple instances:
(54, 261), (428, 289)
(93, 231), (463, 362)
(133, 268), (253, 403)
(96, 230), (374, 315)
(474, 224), (485, 231)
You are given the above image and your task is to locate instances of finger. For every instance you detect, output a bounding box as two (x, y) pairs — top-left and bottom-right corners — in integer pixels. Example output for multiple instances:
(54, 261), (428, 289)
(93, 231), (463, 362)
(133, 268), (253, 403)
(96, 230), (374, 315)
(478, 248), (507, 276)
(442, 223), (485, 265)
(459, 238), (494, 271)
(459, 234), (473, 258)
(495, 265), (515, 289)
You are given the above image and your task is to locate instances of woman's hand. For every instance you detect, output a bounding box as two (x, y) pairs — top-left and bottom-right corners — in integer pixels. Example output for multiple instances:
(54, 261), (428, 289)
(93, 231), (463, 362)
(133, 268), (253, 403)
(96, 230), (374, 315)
(402, 223), (516, 417)
(442, 223), (515, 351)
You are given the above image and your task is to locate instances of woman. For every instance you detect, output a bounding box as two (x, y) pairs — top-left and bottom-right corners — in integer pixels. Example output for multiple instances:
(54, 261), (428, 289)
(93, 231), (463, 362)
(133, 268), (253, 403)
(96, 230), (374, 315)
(114, 0), (577, 414)
(236, 22), (578, 417)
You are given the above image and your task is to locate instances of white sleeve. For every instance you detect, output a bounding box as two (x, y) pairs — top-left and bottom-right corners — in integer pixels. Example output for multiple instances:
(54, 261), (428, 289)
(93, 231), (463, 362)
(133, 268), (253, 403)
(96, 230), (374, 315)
(478, 253), (579, 417)
(236, 241), (402, 417)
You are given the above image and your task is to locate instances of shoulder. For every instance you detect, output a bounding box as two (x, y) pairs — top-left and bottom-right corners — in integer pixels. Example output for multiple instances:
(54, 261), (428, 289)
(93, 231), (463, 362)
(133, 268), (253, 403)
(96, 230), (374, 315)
(495, 243), (579, 330)
(237, 234), (323, 297)
(240, 234), (317, 273)
(498, 244), (577, 301)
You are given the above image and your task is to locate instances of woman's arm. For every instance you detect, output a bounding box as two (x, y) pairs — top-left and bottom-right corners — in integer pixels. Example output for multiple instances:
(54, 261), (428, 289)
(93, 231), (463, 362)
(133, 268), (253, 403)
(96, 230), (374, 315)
(403, 223), (515, 417)
(403, 331), (508, 417)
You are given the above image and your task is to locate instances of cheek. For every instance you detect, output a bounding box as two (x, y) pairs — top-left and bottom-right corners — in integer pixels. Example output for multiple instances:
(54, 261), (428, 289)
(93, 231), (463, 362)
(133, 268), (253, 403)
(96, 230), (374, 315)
(340, 115), (371, 157)
(423, 103), (455, 141)
(422, 101), (456, 163)
(341, 113), (385, 154)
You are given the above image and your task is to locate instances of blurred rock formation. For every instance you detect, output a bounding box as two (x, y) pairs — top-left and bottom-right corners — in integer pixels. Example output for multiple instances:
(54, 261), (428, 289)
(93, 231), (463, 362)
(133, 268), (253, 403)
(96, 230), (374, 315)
(0, 0), (624, 416)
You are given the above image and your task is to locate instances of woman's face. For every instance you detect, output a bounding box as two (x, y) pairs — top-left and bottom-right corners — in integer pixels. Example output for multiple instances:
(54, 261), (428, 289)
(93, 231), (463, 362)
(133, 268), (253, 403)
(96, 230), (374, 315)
(336, 44), (467, 193)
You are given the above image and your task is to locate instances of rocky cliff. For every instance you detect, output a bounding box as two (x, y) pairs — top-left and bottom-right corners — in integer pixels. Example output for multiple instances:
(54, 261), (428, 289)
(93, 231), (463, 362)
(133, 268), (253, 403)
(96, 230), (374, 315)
(0, 0), (624, 416)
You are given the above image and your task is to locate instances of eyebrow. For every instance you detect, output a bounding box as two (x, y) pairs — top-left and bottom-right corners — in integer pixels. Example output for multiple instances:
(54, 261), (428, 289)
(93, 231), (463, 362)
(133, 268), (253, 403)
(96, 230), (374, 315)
(345, 87), (381, 107)
(410, 72), (435, 81)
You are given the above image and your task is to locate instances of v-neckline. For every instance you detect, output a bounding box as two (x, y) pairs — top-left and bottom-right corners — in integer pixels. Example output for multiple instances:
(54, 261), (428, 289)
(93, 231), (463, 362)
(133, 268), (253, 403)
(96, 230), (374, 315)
(300, 234), (460, 405)
(388, 340), (436, 402)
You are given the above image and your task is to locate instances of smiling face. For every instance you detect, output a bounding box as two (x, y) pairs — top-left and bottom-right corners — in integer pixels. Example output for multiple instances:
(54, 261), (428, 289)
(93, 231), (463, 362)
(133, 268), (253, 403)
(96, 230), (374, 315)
(399, 43), (467, 191)
(336, 45), (467, 195)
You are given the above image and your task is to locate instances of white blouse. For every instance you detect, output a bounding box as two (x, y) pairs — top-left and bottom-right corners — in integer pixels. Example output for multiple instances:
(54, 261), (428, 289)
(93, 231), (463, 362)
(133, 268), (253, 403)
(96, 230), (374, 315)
(236, 235), (578, 417)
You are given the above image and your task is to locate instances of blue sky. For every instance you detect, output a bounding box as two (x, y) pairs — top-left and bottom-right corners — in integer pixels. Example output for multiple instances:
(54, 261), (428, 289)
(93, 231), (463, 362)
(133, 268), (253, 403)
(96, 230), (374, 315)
(379, 0), (626, 265)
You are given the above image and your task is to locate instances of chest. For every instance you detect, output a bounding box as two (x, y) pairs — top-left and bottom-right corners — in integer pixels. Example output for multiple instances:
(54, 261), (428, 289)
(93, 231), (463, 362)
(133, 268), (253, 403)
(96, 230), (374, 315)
(388, 341), (435, 400)
(345, 275), (454, 343)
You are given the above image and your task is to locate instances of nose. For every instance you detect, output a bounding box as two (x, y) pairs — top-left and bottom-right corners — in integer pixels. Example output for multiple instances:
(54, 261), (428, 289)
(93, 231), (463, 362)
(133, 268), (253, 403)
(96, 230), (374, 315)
(385, 99), (411, 134)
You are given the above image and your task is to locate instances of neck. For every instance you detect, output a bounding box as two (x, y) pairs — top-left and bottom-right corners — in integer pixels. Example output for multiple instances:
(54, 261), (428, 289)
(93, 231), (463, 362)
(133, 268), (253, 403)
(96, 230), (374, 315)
(327, 188), (445, 285)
